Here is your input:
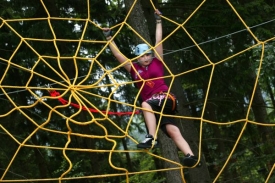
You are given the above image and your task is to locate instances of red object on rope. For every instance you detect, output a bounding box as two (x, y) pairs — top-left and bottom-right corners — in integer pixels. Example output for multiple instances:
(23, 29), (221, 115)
(49, 90), (140, 116)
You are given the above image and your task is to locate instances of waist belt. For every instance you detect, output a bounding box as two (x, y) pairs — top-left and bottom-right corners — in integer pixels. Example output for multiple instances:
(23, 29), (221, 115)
(151, 91), (177, 111)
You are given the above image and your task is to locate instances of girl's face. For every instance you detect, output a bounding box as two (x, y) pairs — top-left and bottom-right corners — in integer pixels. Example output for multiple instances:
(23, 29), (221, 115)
(137, 53), (153, 67)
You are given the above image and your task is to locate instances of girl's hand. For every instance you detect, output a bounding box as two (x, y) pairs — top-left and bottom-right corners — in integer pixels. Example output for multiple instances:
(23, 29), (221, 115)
(102, 28), (111, 38)
(154, 9), (162, 20)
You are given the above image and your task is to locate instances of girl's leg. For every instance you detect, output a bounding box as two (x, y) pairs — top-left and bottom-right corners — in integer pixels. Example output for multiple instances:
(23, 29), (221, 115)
(137, 101), (158, 149)
(141, 101), (157, 136)
(165, 124), (194, 156)
(165, 124), (202, 167)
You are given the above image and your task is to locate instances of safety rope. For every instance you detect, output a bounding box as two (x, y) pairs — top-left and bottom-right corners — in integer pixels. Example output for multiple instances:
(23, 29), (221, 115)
(49, 90), (140, 116)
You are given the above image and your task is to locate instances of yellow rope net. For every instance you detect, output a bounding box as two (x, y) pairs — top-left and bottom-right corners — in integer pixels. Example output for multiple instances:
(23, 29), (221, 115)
(0, 0), (274, 182)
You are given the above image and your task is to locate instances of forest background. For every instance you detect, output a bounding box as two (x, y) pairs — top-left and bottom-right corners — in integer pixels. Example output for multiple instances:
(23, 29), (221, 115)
(0, 0), (275, 183)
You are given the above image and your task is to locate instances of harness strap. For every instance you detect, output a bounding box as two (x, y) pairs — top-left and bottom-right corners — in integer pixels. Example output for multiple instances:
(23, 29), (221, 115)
(161, 92), (176, 111)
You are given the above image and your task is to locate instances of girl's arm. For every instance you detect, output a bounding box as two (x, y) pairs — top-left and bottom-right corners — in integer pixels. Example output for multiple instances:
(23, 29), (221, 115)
(103, 28), (131, 72)
(154, 9), (163, 60)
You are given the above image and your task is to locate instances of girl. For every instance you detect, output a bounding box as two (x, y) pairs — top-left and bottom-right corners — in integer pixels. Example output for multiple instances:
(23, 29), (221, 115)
(103, 9), (201, 168)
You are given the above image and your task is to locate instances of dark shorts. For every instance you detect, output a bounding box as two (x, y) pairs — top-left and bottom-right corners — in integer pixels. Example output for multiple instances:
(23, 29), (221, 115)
(145, 92), (178, 137)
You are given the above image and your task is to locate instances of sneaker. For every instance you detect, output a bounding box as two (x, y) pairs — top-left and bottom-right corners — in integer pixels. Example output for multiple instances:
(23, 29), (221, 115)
(137, 134), (159, 149)
(182, 154), (202, 168)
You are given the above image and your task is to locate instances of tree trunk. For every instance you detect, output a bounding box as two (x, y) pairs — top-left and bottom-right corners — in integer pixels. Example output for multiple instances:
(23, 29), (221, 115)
(233, 31), (275, 176)
(249, 72), (274, 171)
(124, 0), (185, 182)
(125, 0), (211, 182)
(168, 61), (211, 183)
(124, 0), (151, 44)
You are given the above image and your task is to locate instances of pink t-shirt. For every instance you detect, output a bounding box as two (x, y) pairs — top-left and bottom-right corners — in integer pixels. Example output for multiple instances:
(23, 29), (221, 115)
(130, 58), (168, 101)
